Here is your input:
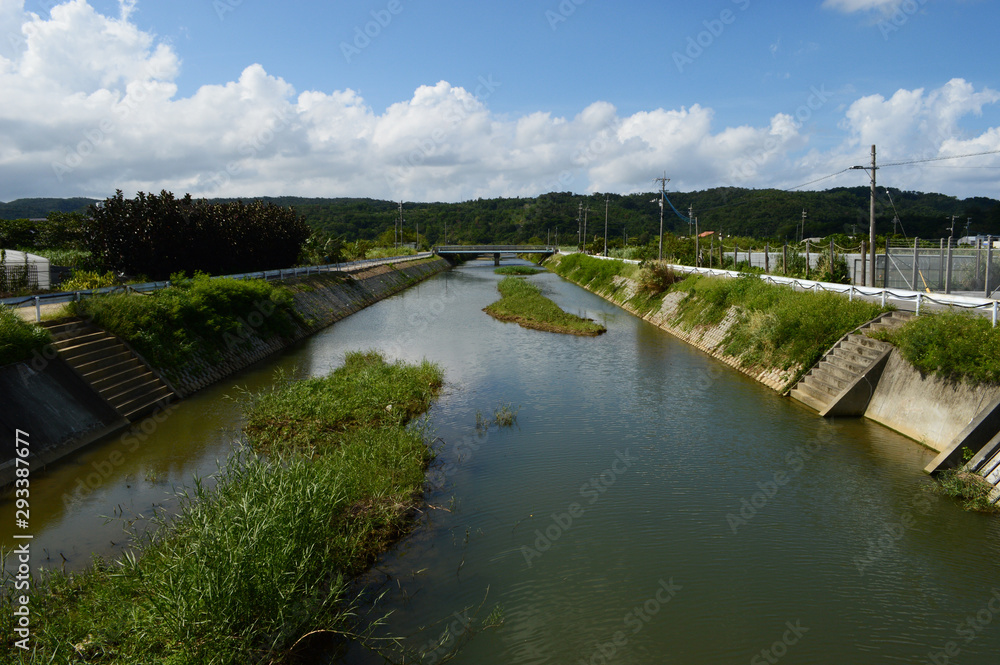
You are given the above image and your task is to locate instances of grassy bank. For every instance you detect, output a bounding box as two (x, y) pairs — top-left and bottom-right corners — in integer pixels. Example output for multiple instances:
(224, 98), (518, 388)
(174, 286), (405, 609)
(484, 276), (606, 336)
(0, 307), (50, 366)
(67, 273), (303, 370)
(1, 351), (444, 663)
(870, 311), (1000, 384)
(494, 266), (542, 276)
(548, 253), (887, 373)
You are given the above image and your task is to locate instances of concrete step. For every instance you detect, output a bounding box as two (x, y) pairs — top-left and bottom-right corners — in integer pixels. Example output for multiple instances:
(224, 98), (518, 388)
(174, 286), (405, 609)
(809, 366), (851, 392)
(73, 350), (137, 377)
(839, 339), (884, 361)
(814, 361), (859, 384)
(97, 371), (157, 402)
(849, 334), (891, 352)
(90, 365), (150, 393)
(105, 377), (164, 409)
(801, 374), (841, 398)
(41, 318), (96, 337)
(52, 331), (107, 350)
(119, 386), (174, 420)
(789, 386), (828, 413)
(57, 336), (121, 361)
(795, 380), (836, 404)
(82, 357), (143, 383)
(62, 341), (129, 367)
(825, 353), (869, 376)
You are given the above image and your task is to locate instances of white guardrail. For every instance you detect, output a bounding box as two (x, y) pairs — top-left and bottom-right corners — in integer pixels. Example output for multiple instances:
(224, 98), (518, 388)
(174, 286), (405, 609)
(2, 253), (434, 323)
(580, 253), (1000, 326)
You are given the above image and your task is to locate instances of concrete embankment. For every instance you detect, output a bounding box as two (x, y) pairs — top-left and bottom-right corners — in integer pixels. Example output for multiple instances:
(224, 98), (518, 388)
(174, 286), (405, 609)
(547, 256), (799, 391)
(0, 257), (450, 486)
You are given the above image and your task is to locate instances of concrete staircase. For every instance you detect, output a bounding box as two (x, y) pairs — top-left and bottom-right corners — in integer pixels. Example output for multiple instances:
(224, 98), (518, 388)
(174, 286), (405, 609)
(789, 311), (913, 415)
(42, 318), (175, 422)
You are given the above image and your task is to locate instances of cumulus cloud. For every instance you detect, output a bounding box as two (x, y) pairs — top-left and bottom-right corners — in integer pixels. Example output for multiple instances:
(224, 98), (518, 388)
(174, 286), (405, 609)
(0, 1), (998, 203)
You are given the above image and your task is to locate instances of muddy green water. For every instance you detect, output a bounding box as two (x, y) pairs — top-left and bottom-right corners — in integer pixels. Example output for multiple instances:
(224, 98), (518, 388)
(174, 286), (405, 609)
(5, 259), (1000, 663)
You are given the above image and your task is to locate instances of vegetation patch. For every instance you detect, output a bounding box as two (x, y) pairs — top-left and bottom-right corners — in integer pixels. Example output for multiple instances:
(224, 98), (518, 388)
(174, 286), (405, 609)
(0, 306), (51, 366)
(671, 274), (887, 371)
(494, 266), (542, 276)
(1, 351), (445, 663)
(68, 273), (303, 371)
(484, 276), (606, 336)
(244, 350), (445, 456)
(873, 311), (1000, 384)
(932, 466), (1000, 513)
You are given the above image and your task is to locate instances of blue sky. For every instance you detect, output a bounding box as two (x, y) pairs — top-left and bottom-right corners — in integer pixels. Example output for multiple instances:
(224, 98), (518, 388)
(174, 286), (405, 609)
(3, 0), (1000, 201)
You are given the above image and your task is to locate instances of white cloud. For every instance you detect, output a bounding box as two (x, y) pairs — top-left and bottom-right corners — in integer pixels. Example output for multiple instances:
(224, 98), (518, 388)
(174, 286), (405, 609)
(0, 1), (998, 204)
(821, 0), (906, 14)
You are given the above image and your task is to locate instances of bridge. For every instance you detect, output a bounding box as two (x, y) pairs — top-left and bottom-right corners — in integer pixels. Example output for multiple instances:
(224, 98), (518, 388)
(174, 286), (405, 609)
(433, 245), (558, 266)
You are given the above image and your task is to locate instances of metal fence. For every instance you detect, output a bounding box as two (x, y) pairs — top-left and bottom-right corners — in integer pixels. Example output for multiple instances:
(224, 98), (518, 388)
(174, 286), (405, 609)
(881, 238), (999, 297)
(0, 262), (38, 293)
(1, 252), (433, 322)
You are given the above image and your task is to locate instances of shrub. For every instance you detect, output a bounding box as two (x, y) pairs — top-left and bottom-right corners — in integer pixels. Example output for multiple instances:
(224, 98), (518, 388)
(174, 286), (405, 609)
(888, 311), (1000, 384)
(0, 306), (51, 366)
(635, 261), (680, 295)
(60, 270), (121, 291)
(85, 190), (312, 279)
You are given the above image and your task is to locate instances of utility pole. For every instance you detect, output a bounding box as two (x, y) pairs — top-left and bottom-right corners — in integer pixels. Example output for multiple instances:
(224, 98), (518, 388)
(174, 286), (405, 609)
(583, 205), (590, 254)
(396, 200), (403, 249)
(577, 202), (583, 251)
(604, 194), (609, 257)
(654, 173), (670, 261)
(851, 145), (878, 286)
(801, 210), (807, 243)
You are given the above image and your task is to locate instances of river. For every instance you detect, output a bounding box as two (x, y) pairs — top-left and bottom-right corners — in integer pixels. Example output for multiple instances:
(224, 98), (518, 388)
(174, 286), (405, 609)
(5, 259), (1000, 663)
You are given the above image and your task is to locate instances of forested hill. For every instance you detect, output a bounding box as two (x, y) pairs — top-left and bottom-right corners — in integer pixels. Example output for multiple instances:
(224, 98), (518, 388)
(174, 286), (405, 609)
(269, 188), (1000, 245)
(4, 188), (999, 244)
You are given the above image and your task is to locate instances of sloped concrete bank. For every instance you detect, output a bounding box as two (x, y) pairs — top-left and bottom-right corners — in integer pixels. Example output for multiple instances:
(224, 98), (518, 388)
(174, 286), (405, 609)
(548, 257), (799, 391)
(0, 258), (449, 487)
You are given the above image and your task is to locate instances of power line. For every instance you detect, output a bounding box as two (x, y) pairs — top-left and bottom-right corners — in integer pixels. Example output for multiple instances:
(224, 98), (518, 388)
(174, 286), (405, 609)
(880, 148), (1000, 168)
(784, 168), (851, 192)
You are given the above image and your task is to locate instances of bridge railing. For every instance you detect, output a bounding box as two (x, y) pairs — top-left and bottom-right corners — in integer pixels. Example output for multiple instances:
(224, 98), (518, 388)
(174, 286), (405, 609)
(433, 245), (558, 253)
(2, 252), (434, 322)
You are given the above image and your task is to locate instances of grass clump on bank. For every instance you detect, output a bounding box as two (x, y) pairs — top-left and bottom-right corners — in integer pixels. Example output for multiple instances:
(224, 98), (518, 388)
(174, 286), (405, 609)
(932, 467), (1000, 513)
(672, 274), (887, 371)
(244, 350), (445, 455)
(494, 266), (542, 276)
(873, 311), (1000, 384)
(68, 272), (302, 370)
(1, 350), (444, 663)
(484, 276), (606, 336)
(0, 306), (50, 366)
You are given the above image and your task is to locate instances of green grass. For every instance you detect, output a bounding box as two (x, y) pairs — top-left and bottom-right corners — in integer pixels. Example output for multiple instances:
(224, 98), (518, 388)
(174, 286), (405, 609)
(876, 311), (1000, 384)
(484, 276), (606, 336)
(68, 273), (303, 370)
(548, 253), (637, 293)
(244, 350), (445, 456)
(494, 266), (542, 276)
(672, 274), (887, 371)
(0, 306), (50, 366)
(1, 351), (444, 663)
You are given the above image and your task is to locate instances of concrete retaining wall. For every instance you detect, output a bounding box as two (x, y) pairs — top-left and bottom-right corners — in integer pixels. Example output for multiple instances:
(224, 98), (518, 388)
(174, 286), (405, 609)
(160, 258), (450, 396)
(554, 262), (799, 391)
(0, 257), (449, 485)
(864, 350), (1000, 452)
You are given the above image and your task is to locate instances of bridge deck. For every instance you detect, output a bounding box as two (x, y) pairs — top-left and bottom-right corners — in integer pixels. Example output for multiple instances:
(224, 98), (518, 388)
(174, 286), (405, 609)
(433, 245), (557, 254)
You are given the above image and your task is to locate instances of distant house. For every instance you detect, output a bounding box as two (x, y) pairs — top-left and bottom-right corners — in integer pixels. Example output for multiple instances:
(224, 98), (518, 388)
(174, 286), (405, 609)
(0, 249), (50, 291)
